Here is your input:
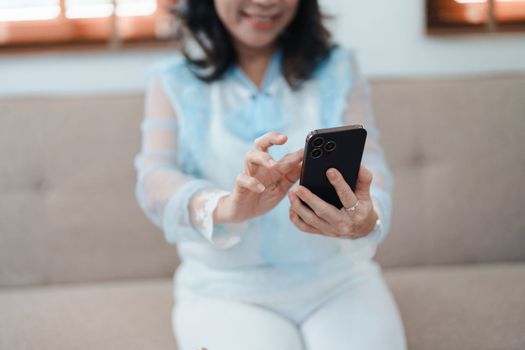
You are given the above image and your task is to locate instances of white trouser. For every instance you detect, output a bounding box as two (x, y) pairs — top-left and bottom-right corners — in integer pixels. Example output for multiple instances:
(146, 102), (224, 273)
(172, 265), (407, 350)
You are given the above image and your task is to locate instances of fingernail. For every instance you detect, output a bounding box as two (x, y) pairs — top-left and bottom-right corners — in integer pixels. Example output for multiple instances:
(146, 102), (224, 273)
(257, 184), (265, 192)
(327, 169), (336, 179)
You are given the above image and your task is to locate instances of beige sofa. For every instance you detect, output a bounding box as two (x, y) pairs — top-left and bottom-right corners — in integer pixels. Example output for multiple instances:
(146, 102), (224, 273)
(1, 73), (524, 350)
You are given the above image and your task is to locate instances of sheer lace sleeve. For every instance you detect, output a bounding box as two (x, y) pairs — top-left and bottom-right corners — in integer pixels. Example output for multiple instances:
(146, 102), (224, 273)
(133, 71), (245, 249)
(341, 55), (394, 245)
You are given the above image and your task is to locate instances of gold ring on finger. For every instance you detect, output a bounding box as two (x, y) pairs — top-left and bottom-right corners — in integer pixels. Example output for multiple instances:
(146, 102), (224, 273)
(344, 200), (360, 213)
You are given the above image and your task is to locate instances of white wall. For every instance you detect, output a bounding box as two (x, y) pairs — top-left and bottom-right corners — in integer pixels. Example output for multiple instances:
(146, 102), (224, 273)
(1, 0), (524, 96)
(0, 50), (170, 97)
(321, 0), (525, 77)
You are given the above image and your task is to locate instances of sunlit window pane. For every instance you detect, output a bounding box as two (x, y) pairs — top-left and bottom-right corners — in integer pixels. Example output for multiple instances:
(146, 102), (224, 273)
(455, 0), (524, 3)
(454, 0), (525, 23)
(495, 0), (525, 23)
(117, 0), (156, 17)
(65, 0), (113, 19)
(0, 0), (60, 22)
(65, 0), (156, 19)
(454, 0), (487, 3)
(428, 0), (525, 32)
(445, 0), (488, 25)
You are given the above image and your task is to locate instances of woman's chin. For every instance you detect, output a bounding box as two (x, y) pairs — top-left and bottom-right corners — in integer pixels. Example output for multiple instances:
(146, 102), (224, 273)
(235, 35), (279, 52)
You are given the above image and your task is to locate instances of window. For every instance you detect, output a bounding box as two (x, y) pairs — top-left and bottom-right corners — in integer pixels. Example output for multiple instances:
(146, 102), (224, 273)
(426, 0), (525, 34)
(0, 0), (175, 47)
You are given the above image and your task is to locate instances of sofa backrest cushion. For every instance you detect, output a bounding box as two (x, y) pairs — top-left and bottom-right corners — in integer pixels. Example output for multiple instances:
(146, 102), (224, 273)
(1, 74), (524, 287)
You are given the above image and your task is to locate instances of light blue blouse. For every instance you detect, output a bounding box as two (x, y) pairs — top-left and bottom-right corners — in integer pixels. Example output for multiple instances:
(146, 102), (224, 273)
(134, 46), (394, 303)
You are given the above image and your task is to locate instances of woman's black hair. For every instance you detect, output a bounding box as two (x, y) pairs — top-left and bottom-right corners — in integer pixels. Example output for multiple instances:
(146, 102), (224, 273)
(171, 0), (335, 90)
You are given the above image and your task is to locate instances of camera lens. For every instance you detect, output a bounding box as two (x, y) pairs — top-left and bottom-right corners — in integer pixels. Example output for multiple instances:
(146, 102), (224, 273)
(311, 148), (323, 159)
(324, 141), (336, 152)
(312, 137), (324, 147)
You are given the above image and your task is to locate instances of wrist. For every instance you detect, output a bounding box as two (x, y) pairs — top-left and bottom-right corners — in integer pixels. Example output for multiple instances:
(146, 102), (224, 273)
(213, 195), (229, 224)
(213, 194), (246, 225)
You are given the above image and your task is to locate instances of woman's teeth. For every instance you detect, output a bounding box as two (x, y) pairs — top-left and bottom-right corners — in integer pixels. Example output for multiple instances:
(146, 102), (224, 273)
(251, 16), (273, 22)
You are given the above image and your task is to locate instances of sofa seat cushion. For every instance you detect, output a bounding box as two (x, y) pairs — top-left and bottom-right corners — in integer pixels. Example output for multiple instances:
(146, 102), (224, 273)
(384, 262), (525, 350)
(1, 263), (524, 350)
(0, 278), (177, 350)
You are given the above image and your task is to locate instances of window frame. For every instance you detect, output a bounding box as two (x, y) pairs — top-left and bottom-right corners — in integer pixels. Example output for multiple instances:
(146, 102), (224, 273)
(0, 0), (175, 49)
(426, 0), (525, 35)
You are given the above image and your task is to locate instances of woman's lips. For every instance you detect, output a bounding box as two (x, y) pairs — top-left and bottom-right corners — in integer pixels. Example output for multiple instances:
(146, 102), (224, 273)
(241, 11), (281, 30)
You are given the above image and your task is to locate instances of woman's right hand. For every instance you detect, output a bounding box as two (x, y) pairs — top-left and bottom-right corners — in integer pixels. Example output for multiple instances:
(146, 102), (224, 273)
(213, 131), (304, 224)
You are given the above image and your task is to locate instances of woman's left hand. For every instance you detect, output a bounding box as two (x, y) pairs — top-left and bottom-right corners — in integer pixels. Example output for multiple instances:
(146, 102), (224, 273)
(287, 165), (378, 239)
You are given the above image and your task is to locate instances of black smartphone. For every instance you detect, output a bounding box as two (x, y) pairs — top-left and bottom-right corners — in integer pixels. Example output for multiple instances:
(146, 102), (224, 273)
(299, 125), (367, 210)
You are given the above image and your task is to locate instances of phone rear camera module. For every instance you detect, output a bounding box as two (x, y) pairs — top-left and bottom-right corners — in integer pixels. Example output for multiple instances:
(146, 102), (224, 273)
(324, 141), (336, 152)
(312, 137), (324, 147)
(311, 148), (323, 159)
